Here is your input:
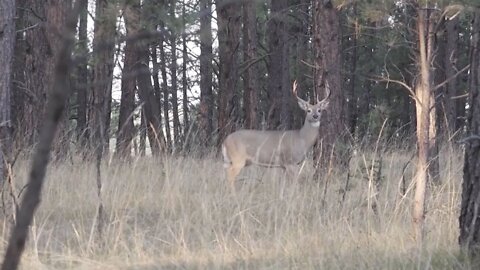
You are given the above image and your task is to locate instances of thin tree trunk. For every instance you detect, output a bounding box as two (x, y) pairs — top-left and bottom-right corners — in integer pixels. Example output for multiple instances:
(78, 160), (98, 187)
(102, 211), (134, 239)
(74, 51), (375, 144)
(445, 17), (459, 136)
(75, 0), (89, 148)
(181, 0), (189, 148)
(199, 0), (213, 149)
(159, 29), (172, 151)
(170, 1), (181, 149)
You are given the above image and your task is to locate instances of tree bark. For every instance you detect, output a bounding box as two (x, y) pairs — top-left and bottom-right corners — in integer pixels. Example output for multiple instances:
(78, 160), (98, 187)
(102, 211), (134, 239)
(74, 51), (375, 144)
(242, 0), (258, 130)
(413, 7), (433, 244)
(199, 0), (213, 149)
(459, 7), (480, 258)
(90, 0), (118, 156)
(217, 0), (241, 145)
(0, 0), (15, 187)
(116, 0), (140, 159)
(266, 0), (290, 129)
(75, 0), (89, 148)
(313, 0), (347, 169)
(170, 0), (181, 149)
(181, 0), (190, 148)
(159, 28), (172, 151)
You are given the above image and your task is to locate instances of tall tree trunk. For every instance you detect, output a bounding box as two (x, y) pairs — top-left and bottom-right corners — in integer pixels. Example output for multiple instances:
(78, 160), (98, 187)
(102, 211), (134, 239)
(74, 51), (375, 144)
(313, 0), (346, 169)
(199, 0), (213, 148)
(294, 0), (310, 129)
(346, 3), (358, 137)
(12, 0), (27, 151)
(0, 0), (15, 187)
(170, 0), (181, 149)
(90, 0), (118, 156)
(242, 0), (258, 130)
(75, 0), (89, 148)
(159, 29), (172, 151)
(181, 0), (189, 148)
(115, 0), (140, 159)
(459, 7), (480, 258)
(216, 0), (241, 145)
(48, 0), (71, 159)
(266, 0), (289, 129)
(413, 6), (435, 244)
(445, 17), (460, 136)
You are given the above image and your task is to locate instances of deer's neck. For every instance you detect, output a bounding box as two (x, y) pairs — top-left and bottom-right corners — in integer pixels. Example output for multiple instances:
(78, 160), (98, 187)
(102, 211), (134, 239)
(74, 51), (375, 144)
(299, 121), (320, 148)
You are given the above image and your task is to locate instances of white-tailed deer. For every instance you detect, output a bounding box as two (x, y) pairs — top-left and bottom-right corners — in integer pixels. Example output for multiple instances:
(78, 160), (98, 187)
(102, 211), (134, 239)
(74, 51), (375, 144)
(222, 80), (331, 186)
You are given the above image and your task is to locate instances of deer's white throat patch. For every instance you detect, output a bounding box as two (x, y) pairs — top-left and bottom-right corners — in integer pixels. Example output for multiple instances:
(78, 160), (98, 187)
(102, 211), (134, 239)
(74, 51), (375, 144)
(310, 121), (320, 127)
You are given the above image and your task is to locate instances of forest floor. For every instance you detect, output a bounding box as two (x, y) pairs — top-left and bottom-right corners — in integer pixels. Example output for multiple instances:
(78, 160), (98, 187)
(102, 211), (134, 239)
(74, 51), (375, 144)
(0, 145), (474, 269)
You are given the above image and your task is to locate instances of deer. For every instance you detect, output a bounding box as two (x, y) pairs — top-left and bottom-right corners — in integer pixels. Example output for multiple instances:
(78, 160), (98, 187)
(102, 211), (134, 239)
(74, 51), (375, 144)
(221, 80), (331, 186)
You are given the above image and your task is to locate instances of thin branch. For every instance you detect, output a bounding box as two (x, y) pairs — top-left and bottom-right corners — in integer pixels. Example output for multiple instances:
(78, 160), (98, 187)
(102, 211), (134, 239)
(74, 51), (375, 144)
(433, 64), (470, 91)
(370, 76), (422, 106)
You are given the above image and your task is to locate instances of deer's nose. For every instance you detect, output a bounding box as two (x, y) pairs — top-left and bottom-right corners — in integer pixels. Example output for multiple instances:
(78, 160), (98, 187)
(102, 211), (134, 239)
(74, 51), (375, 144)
(312, 114), (319, 119)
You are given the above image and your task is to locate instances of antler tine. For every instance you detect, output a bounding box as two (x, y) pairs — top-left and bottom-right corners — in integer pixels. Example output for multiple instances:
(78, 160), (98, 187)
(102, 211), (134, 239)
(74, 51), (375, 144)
(318, 80), (332, 103)
(292, 80), (310, 104)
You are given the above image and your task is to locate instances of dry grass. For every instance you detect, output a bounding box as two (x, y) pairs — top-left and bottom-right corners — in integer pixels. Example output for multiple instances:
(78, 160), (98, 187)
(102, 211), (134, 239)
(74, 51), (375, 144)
(0, 145), (471, 269)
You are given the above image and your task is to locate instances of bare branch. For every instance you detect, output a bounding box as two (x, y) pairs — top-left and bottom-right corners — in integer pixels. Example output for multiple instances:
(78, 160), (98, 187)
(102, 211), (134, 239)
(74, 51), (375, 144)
(433, 64), (470, 91)
(370, 76), (422, 106)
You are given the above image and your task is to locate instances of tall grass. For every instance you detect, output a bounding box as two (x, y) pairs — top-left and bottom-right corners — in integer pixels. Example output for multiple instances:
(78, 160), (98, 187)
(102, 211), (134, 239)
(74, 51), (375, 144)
(0, 145), (470, 269)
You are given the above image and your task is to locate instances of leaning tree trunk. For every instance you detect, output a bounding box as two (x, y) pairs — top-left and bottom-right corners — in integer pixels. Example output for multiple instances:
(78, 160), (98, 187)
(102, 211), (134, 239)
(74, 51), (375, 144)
(0, 0), (15, 187)
(116, 0), (140, 159)
(459, 7), (480, 258)
(313, 0), (347, 170)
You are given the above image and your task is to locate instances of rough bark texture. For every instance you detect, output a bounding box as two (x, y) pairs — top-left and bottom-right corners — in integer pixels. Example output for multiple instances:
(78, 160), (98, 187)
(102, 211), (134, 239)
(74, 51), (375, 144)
(199, 0), (213, 148)
(459, 8), (480, 258)
(217, 0), (241, 145)
(75, 0), (89, 147)
(90, 0), (117, 155)
(1, 2), (82, 268)
(242, 0), (258, 130)
(266, 0), (290, 129)
(0, 0), (15, 187)
(445, 17), (460, 135)
(313, 0), (346, 169)
(116, 0), (140, 158)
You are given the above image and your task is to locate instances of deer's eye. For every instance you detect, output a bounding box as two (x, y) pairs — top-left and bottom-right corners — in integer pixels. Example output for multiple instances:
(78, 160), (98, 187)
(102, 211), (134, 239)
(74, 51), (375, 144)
(307, 109), (312, 113)
(317, 109), (321, 113)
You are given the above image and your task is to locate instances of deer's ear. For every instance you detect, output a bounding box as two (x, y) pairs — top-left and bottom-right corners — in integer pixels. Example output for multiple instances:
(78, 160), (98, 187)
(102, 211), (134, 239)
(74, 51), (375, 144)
(297, 99), (309, 111)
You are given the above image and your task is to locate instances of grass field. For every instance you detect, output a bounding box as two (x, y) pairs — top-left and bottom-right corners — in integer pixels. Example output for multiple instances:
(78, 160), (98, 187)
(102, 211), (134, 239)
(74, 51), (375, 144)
(0, 145), (472, 269)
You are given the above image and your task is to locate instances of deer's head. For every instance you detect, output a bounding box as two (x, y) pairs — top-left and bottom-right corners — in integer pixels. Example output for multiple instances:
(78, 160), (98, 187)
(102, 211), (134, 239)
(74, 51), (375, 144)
(292, 80), (331, 127)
